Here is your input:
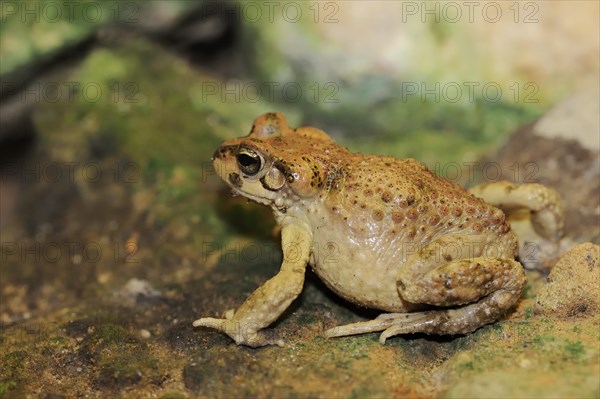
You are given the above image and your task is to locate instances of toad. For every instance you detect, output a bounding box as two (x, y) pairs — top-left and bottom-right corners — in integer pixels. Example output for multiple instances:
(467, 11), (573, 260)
(194, 112), (564, 347)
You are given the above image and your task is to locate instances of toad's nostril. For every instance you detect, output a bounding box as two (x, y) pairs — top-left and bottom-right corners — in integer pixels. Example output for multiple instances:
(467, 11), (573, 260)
(229, 173), (242, 188)
(212, 148), (222, 161)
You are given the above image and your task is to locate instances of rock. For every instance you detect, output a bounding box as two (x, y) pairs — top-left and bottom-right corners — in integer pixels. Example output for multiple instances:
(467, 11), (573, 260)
(487, 89), (600, 244)
(249, 2), (600, 97)
(117, 278), (163, 306)
(533, 87), (600, 153)
(535, 243), (600, 319)
(471, 87), (600, 272)
(445, 368), (599, 399)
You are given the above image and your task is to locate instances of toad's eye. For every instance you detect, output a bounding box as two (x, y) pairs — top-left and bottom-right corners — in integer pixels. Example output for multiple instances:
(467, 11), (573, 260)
(237, 148), (262, 175)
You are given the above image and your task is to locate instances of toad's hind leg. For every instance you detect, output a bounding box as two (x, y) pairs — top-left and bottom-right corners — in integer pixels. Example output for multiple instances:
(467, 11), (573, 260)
(326, 257), (526, 343)
(325, 230), (526, 343)
(375, 290), (513, 344)
(469, 181), (564, 240)
(393, 255), (525, 338)
(380, 263), (524, 344)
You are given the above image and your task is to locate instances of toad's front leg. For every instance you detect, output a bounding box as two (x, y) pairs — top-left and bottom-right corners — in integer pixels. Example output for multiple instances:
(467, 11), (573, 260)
(193, 221), (312, 347)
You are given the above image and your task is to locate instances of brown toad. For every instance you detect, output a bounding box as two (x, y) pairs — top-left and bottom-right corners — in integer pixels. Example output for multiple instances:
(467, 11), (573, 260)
(194, 112), (564, 347)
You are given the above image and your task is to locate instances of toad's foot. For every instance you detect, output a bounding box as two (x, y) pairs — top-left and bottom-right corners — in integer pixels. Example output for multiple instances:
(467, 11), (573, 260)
(326, 299), (512, 345)
(325, 311), (454, 344)
(324, 312), (430, 338)
(193, 317), (284, 348)
(469, 181), (564, 241)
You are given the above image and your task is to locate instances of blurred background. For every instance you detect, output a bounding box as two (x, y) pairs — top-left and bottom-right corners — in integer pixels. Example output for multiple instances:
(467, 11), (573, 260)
(1, 1), (599, 398)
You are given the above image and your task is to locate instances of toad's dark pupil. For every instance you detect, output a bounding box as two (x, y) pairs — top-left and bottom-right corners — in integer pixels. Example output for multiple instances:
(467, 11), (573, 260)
(237, 153), (261, 175)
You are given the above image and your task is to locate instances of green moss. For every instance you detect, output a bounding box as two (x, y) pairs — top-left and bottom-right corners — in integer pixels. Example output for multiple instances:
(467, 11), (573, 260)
(34, 39), (300, 250)
(523, 306), (535, 320)
(461, 361), (474, 370)
(90, 324), (135, 345)
(38, 334), (73, 360)
(563, 340), (585, 361)
(159, 392), (187, 399)
(538, 316), (551, 324)
(349, 386), (379, 399)
(46, 335), (70, 348)
(532, 334), (555, 347)
(83, 323), (159, 389)
(0, 381), (16, 398)
(294, 312), (319, 326)
(522, 283), (534, 299)
(528, 334), (591, 366)
(335, 335), (375, 351)
(0, 351), (27, 397)
(97, 348), (158, 388)
(36, 39), (285, 171)
(0, 0), (154, 74)
(295, 337), (374, 375)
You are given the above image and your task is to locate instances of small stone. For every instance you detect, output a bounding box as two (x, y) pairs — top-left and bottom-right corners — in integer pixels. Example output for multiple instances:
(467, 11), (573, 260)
(535, 243), (600, 319)
(140, 329), (151, 339)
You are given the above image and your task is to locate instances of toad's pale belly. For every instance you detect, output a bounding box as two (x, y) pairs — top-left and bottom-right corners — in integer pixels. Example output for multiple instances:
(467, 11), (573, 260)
(310, 240), (409, 312)
(301, 205), (413, 312)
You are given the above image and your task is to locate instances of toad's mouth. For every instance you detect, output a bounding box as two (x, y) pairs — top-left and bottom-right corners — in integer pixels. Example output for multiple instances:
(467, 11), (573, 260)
(230, 187), (274, 206)
(226, 177), (275, 207)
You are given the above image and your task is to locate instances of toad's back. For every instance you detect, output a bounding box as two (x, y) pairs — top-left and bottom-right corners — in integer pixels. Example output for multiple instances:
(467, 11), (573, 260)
(313, 152), (510, 246)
